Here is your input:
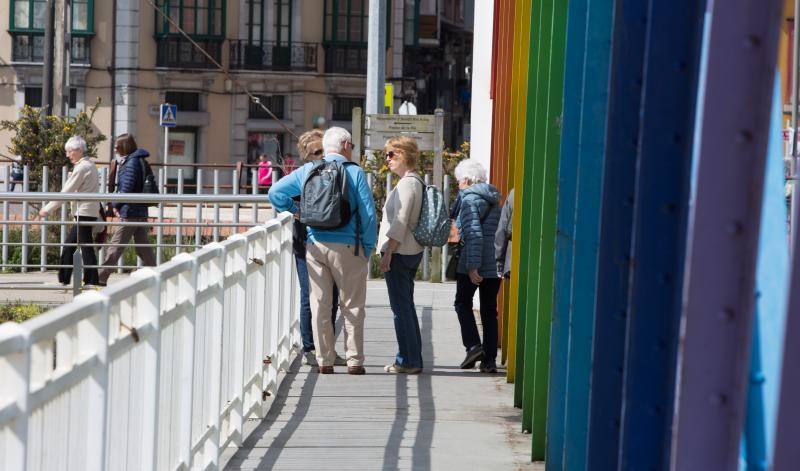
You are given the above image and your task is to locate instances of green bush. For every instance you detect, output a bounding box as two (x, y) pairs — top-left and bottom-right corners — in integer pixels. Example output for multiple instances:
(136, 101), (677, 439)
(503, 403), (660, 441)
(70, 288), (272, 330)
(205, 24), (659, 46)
(0, 303), (46, 324)
(0, 100), (106, 191)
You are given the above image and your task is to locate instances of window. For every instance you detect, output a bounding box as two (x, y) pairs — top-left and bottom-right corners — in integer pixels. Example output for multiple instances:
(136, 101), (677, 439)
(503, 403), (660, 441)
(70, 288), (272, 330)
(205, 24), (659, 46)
(155, 1), (225, 68)
(274, 0), (292, 45)
(154, 0), (225, 37)
(247, 132), (285, 166)
(165, 91), (200, 112)
(24, 87), (42, 108)
(249, 95), (285, 120)
(323, 0), (368, 44)
(404, 0), (418, 46)
(246, 0), (265, 44)
(332, 96), (363, 121)
(23, 87), (77, 109)
(10, 0), (93, 64)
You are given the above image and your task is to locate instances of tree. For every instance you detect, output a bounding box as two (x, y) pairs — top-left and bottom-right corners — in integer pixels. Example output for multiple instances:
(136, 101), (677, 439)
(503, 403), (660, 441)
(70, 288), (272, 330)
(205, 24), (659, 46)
(0, 98), (106, 191)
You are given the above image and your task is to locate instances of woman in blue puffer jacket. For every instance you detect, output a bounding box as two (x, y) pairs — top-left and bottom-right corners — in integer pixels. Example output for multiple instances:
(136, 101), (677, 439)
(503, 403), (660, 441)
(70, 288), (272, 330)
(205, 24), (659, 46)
(452, 158), (502, 373)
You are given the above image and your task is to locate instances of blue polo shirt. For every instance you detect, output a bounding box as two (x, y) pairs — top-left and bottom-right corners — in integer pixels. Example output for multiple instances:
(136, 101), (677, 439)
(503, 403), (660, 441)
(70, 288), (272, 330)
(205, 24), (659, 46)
(268, 154), (377, 257)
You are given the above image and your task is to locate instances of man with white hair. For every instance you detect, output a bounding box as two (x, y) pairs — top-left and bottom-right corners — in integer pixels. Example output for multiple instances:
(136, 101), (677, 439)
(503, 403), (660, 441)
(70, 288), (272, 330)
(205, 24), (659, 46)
(269, 126), (377, 375)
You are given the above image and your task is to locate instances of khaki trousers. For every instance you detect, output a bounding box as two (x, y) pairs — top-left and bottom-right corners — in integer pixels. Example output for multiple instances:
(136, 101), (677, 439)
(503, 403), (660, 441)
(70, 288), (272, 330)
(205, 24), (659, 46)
(306, 242), (368, 367)
(98, 218), (156, 283)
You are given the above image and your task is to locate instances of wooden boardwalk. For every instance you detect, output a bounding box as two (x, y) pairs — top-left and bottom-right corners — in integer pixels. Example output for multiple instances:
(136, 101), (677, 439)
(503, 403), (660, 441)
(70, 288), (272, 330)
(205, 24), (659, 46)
(223, 281), (543, 471)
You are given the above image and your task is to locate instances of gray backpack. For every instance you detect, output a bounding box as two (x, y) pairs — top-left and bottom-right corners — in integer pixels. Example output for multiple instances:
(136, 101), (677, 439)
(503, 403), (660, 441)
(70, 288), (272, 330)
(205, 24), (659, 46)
(409, 176), (451, 247)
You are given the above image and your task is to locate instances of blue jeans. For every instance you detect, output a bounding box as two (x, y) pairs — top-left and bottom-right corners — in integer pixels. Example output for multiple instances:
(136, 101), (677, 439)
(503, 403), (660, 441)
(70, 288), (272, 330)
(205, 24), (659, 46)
(384, 252), (424, 368)
(296, 255), (338, 352)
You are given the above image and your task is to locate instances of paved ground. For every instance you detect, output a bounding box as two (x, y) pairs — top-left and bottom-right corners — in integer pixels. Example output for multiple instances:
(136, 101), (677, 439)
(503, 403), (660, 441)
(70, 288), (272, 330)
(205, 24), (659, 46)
(0, 271), (131, 304)
(223, 281), (543, 471)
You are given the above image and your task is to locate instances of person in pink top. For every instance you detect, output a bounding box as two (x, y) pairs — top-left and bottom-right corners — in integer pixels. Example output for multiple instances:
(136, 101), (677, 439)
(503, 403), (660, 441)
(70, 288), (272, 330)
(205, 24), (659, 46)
(257, 153), (273, 193)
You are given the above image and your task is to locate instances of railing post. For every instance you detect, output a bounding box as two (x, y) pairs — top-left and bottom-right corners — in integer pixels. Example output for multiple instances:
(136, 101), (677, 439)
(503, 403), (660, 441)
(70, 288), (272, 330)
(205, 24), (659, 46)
(233, 169), (240, 235)
(0, 323), (31, 470)
(40, 166), (48, 272)
(21, 166), (29, 272)
(129, 268), (163, 469)
(251, 170), (259, 224)
(177, 168), (184, 254)
(156, 168), (165, 265)
(2, 166), (9, 270)
(98, 167), (107, 265)
(195, 169), (204, 249)
(72, 217), (83, 296)
(213, 169), (220, 242)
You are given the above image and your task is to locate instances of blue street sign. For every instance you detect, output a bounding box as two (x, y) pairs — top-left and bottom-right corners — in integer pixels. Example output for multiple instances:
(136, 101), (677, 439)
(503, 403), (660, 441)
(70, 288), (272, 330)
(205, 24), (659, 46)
(160, 104), (177, 127)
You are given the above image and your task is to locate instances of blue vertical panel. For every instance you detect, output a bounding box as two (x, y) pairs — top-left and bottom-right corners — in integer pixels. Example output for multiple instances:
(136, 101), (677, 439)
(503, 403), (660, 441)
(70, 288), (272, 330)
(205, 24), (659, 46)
(561, 0), (615, 468)
(671, 0), (783, 468)
(743, 77), (790, 470)
(615, 1), (706, 470)
(545, 0), (587, 468)
(582, 0), (647, 467)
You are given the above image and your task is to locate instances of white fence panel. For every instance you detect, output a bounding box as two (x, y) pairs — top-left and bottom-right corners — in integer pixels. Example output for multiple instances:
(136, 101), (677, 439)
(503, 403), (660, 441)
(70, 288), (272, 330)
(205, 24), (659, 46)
(0, 214), (299, 470)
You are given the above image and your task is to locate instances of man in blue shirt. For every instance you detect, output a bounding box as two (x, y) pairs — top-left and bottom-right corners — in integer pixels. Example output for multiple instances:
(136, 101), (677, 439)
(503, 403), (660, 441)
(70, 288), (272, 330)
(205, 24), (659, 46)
(268, 127), (377, 375)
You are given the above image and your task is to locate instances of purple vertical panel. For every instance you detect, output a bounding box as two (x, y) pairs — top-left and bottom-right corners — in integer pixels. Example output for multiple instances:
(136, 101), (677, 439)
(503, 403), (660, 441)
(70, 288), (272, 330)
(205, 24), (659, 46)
(670, 1), (783, 470)
(774, 190), (800, 467)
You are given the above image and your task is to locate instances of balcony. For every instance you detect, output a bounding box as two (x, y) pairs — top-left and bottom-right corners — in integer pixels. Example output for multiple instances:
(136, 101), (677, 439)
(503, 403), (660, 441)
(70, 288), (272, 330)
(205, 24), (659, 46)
(156, 36), (222, 69)
(229, 40), (318, 72)
(11, 34), (91, 65)
(323, 44), (367, 74)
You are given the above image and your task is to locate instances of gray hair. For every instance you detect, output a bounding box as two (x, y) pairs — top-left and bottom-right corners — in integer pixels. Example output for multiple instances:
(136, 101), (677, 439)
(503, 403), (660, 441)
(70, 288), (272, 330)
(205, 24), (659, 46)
(454, 158), (487, 184)
(322, 127), (352, 155)
(64, 135), (87, 153)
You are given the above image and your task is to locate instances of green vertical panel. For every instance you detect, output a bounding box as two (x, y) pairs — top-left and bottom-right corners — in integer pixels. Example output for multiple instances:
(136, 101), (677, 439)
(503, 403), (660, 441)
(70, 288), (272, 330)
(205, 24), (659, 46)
(515, 0), (544, 426)
(531, 0), (568, 459)
(514, 0), (542, 412)
(521, 0), (553, 436)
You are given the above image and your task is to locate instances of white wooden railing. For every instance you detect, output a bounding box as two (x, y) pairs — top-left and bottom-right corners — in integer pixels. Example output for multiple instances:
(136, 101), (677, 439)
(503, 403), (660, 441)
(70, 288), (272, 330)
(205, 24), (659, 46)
(0, 212), (299, 470)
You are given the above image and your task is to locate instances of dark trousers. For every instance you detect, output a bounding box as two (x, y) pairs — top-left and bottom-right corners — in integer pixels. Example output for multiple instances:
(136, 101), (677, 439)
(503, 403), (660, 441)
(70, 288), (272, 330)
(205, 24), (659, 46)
(59, 216), (99, 285)
(295, 255), (338, 352)
(454, 274), (501, 361)
(384, 252), (424, 368)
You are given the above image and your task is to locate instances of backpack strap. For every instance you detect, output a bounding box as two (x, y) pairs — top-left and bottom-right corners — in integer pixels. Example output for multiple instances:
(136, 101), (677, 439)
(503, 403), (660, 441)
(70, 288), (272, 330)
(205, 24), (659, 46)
(341, 161), (364, 256)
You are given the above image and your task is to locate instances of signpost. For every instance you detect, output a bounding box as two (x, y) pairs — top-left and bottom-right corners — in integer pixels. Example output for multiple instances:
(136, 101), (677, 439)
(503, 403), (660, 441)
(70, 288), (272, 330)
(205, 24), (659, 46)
(159, 103), (177, 186)
(355, 107), (446, 281)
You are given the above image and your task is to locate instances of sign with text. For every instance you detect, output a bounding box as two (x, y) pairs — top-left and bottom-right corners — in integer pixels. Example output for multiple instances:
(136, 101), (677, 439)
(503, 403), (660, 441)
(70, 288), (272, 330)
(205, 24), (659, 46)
(365, 114), (436, 133)
(363, 114), (437, 151)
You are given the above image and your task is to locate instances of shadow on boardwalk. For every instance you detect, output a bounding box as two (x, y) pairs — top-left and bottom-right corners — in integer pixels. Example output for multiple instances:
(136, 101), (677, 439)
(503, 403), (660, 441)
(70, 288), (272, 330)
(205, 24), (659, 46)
(225, 281), (542, 471)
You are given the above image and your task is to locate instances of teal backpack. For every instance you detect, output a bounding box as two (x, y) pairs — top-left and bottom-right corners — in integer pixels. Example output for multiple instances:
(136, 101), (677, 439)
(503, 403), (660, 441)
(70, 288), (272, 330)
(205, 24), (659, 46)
(409, 175), (451, 247)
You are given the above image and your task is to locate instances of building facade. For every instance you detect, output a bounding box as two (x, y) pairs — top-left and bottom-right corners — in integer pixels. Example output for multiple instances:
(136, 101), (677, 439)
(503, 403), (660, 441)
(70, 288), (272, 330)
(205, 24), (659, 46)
(0, 0), (473, 186)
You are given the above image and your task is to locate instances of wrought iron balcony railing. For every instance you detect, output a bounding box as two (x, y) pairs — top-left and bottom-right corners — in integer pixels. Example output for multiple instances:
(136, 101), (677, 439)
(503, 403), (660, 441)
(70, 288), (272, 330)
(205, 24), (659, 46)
(156, 36), (223, 69)
(11, 33), (91, 65)
(323, 43), (367, 75)
(229, 40), (318, 72)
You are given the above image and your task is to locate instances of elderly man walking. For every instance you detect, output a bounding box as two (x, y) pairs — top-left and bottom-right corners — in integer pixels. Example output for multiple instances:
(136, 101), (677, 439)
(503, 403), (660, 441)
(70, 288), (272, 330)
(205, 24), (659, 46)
(269, 127), (377, 375)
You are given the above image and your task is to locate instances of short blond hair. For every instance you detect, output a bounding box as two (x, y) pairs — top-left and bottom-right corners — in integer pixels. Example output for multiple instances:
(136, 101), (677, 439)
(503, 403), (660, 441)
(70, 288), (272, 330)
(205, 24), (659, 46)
(297, 129), (324, 161)
(384, 136), (419, 168)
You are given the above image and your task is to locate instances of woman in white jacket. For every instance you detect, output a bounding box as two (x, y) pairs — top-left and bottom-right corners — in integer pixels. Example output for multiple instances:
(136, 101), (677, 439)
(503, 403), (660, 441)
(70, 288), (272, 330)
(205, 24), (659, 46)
(39, 136), (101, 286)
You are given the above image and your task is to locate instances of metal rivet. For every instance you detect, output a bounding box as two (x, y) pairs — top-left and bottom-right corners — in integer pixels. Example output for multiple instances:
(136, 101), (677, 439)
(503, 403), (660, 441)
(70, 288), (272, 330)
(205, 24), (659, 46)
(745, 35), (761, 48)
(718, 307), (735, 322)
(736, 130), (753, 143)
(710, 394), (728, 406)
(726, 221), (743, 236)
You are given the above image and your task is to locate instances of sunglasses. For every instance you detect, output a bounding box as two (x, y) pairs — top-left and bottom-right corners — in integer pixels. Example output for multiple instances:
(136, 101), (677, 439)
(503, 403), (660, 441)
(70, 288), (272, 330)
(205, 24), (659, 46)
(312, 149), (324, 156)
(386, 150), (397, 159)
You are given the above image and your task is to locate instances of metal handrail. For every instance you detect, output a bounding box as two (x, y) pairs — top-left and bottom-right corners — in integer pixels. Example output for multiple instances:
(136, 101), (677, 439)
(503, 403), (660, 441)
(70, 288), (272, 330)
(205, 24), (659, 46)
(0, 192), (271, 204)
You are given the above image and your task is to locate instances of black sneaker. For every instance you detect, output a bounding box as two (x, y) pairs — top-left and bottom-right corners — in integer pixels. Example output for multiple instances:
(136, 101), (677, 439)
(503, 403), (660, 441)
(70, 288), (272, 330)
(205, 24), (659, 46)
(460, 346), (485, 369)
(479, 359), (498, 373)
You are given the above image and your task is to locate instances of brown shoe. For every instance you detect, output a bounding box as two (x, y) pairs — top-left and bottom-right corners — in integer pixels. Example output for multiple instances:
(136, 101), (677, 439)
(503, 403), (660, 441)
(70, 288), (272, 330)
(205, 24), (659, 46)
(347, 366), (366, 375)
(319, 366), (334, 374)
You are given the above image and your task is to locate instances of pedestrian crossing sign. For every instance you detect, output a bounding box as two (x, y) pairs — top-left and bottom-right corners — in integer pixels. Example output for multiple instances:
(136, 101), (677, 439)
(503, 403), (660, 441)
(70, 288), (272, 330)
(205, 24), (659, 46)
(160, 103), (177, 127)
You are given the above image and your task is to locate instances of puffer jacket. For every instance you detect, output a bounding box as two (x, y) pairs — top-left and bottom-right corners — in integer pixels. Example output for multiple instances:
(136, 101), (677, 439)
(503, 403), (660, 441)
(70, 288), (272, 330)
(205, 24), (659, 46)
(456, 182), (502, 278)
(113, 148), (151, 218)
